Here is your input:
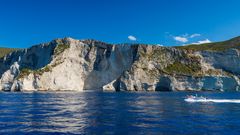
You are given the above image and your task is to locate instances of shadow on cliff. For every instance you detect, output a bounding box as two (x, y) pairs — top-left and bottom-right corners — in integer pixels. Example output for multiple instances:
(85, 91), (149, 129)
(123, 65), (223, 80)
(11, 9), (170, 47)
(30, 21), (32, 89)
(0, 41), (58, 78)
(155, 76), (172, 91)
(83, 42), (139, 90)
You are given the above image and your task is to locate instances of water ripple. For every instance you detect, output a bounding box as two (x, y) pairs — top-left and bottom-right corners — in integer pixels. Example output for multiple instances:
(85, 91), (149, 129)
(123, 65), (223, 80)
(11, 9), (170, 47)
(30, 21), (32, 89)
(1, 91), (240, 134)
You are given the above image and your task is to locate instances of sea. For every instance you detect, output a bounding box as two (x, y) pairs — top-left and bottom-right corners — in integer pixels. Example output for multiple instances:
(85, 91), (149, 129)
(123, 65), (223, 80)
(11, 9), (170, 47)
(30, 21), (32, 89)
(1, 91), (240, 135)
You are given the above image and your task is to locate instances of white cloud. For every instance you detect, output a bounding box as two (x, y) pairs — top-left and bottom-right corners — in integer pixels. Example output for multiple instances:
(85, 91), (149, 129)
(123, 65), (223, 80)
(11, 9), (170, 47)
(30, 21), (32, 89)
(174, 36), (188, 43)
(190, 33), (201, 38)
(173, 33), (202, 43)
(128, 35), (137, 41)
(192, 39), (211, 45)
(156, 44), (164, 46)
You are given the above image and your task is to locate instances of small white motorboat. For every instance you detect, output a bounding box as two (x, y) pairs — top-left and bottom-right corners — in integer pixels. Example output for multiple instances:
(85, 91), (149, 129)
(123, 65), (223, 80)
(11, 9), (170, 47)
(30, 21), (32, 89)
(184, 95), (240, 103)
(185, 95), (207, 102)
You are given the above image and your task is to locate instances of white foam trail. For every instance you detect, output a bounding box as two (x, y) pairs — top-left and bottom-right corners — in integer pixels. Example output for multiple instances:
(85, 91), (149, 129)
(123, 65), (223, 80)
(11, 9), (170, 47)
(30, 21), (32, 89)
(185, 98), (240, 103)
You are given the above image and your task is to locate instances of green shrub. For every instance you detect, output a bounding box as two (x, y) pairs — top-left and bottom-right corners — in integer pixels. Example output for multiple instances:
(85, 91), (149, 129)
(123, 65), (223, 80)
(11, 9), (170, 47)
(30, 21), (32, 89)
(17, 66), (53, 79)
(0, 48), (19, 58)
(54, 44), (70, 56)
(17, 68), (33, 79)
(163, 62), (201, 75)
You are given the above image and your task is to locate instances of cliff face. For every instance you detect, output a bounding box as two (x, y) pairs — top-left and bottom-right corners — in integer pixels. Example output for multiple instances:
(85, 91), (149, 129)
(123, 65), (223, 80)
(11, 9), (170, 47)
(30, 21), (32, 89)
(1, 37), (240, 91)
(110, 46), (240, 91)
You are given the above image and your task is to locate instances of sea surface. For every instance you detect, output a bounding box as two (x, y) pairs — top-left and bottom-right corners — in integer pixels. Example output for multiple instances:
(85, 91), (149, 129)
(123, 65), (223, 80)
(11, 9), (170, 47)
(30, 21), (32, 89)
(1, 91), (240, 135)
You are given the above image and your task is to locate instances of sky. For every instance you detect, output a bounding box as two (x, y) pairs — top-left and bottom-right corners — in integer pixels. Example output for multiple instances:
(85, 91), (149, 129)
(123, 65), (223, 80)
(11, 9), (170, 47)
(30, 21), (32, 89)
(0, 0), (240, 48)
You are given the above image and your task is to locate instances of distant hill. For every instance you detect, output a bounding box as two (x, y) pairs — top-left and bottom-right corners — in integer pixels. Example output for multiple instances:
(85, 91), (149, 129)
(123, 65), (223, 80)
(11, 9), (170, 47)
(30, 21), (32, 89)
(0, 48), (19, 58)
(176, 36), (240, 51)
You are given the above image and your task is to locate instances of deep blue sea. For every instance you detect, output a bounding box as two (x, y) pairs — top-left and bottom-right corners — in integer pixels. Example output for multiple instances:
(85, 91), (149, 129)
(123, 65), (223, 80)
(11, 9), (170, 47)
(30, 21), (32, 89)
(1, 91), (240, 135)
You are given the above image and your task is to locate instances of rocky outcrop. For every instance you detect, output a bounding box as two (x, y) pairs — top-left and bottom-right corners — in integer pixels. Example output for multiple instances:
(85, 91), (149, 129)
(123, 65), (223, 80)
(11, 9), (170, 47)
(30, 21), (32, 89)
(200, 49), (240, 75)
(1, 37), (240, 91)
(109, 46), (240, 92)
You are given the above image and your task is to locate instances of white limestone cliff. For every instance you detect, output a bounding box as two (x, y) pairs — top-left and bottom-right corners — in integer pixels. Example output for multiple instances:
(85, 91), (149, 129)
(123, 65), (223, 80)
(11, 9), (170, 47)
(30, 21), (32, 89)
(0, 37), (240, 91)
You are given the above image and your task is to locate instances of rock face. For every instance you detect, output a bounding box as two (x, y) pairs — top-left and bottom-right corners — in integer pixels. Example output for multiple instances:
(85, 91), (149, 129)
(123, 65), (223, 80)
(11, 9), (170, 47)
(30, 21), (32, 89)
(1, 37), (240, 91)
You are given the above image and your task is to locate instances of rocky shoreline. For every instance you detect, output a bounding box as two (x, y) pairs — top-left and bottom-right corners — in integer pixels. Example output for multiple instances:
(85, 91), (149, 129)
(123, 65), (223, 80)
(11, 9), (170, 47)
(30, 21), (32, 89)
(1, 37), (240, 91)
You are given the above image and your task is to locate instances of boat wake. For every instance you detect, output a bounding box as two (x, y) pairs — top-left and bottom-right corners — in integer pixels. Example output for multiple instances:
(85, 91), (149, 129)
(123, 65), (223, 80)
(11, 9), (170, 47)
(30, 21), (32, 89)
(184, 95), (240, 103)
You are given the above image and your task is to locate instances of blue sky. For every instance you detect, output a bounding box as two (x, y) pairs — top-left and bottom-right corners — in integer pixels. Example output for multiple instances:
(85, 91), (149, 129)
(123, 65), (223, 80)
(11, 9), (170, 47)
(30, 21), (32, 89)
(0, 0), (240, 48)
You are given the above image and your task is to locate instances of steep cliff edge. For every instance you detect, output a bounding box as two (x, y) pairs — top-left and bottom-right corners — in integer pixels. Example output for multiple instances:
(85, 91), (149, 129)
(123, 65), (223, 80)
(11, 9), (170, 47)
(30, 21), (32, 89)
(1, 37), (240, 91)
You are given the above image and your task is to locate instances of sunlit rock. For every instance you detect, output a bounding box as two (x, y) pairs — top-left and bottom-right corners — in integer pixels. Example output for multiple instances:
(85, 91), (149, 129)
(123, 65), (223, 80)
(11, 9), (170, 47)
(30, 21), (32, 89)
(1, 37), (240, 91)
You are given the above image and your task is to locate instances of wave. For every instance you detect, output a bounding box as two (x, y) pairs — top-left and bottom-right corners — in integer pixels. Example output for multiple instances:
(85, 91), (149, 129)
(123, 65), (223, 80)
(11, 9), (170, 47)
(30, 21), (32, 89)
(184, 98), (240, 103)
